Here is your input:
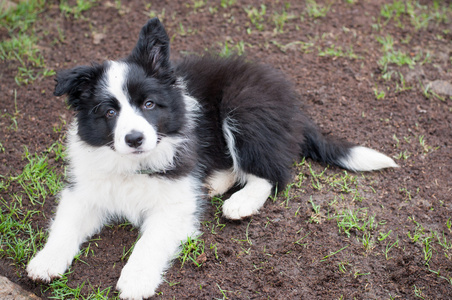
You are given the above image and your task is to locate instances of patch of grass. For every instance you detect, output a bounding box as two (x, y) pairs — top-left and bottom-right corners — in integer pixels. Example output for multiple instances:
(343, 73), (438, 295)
(244, 4), (267, 32)
(210, 242), (219, 260)
(179, 234), (205, 268)
(53, 117), (68, 134)
(45, 271), (84, 299)
(413, 284), (426, 299)
(376, 34), (394, 53)
(321, 244), (349, 262)
(420, 80), (447, 102)
(0, 142), (67, 267)
(231, 219), (253, 249)
(272, 40), (315, 53)
(394, 72), (414, 93)
(0, 197), (45, 266)
(318, 44), (360, 59)
(375, 33), (432, 93)
(338, 260), (350, 273)
(220, 0), (236, 9)
(10, 145), (65, 206)
(373, 87), (386, 100)
(190, 0), (206, 13)
(205, 196), (226, 234)
(334, 208), (378, 237)
(121, 236), (138, 261)
(0, 0), (45, 33)
(378, 230), (393, 242)
(376, 34), (420, 76)
(431, 0), (452, 24)
(307, 162), (328, 191)
(45, 270), (119, 300)
(0, 32), (55, 85)
(380, 0), (406, 27)
(428, 268), (452, 285)
(177, 21), (195, 37)
(163, 278), (181, 287)
(294, 231), (311, 247)
(422, 233), (434, 265)
(407, 216), (426, 243)
(280, 183), (293, 208)
(394, 149), (410, 160)
(418, 135), (433, 154)
(218, 40), (246, 57)
(406, 2), (431, 31)
(216, 283), (232, 299)
(378, 48), (417, 70)
(292, 158), (307, 188)
(0, 0), (55, 85)
(1, 89), (20, 131)
(147, 6), (166, 20)
(383, 237), (399, 260)
(272, 4), (296, 33)
(308, 197), (321, 224)
(360, 232), (376, 253)
(353, 270), (371, 278)
(0, 33), (41, 61)
(59, 0), (96, 19)
(380, 0), (451, 31)
(305, 0), (331, 19)
(77, 238), (101, 263)
(407, 217), (452, 269)
(329, 171), (364, 202)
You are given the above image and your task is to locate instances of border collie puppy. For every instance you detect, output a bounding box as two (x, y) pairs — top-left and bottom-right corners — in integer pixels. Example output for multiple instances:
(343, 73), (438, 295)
(27, 18), (397, 299)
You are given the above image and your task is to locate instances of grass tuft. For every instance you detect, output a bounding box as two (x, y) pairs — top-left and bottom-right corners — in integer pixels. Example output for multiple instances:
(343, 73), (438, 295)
(179, 234), (205, 268)
(11, 145), (65, 206)
(0, 197), (45, 266)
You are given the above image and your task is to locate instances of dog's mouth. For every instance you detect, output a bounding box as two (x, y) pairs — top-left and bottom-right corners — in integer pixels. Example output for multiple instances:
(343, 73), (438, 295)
(111, 145), (151, 156)
(112, 137), (160, 156)
(132, 150), (146, 155)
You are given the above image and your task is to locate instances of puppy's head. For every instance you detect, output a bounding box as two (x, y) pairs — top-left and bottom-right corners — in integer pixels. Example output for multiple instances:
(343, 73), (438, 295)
(55, 18), (185, 156)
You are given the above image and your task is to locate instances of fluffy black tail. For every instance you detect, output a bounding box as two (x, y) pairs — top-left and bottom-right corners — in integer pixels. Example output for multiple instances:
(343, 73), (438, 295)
(301, 123), (398, 171)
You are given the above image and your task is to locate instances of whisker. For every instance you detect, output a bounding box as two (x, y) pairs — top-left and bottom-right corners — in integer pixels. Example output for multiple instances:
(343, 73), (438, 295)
(90, 100), (109, 114)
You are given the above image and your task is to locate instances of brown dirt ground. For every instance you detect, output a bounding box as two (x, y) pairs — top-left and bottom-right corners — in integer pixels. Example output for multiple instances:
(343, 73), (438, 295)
(1, 0), (451, 299)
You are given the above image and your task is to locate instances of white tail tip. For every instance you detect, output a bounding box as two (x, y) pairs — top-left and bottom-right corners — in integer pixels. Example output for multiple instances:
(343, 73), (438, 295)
(339, 146), (399, 172)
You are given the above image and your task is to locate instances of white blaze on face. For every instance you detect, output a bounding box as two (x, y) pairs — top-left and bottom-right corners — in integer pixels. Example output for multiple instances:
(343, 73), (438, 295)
(105, 61), (158, 155)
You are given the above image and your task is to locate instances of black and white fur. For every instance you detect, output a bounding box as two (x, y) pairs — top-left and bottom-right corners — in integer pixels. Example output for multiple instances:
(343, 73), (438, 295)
(27, 18), (398, 299)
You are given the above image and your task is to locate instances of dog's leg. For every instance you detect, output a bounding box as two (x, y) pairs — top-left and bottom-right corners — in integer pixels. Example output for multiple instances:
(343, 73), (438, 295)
(116, 191), (198, 299)
(27, 188), (104, 282)
(205, 168), (236, 197)
(222, 174), (273, 220)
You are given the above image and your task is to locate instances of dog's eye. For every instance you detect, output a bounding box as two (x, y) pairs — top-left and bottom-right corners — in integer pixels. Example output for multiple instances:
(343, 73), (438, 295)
(106, 109), (117, 118)
(143, 100), (156, 110)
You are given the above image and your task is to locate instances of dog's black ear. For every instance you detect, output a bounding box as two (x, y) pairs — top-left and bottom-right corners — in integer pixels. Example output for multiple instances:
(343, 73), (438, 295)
(129, 18), (172, 77)
(54, 65), (101, 110)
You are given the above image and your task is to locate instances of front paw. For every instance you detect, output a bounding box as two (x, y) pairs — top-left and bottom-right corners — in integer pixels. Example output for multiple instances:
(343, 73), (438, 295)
(116, 263), (162, 300)
(27, 250), (70, 282)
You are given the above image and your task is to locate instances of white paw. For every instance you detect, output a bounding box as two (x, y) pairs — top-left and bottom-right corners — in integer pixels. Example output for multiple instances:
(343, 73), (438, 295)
(116, 262), (162, 300)
(222, 175), (272, 220)
(222, 193), (262, 220)
(27, 249), (70, 282)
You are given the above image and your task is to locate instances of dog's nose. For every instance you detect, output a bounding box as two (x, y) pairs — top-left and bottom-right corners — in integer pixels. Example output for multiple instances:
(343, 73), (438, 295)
(125, 131), (144, 148)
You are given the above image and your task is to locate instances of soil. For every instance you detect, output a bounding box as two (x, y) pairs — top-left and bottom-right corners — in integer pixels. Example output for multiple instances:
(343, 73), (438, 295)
(1, 0), (451, 299)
